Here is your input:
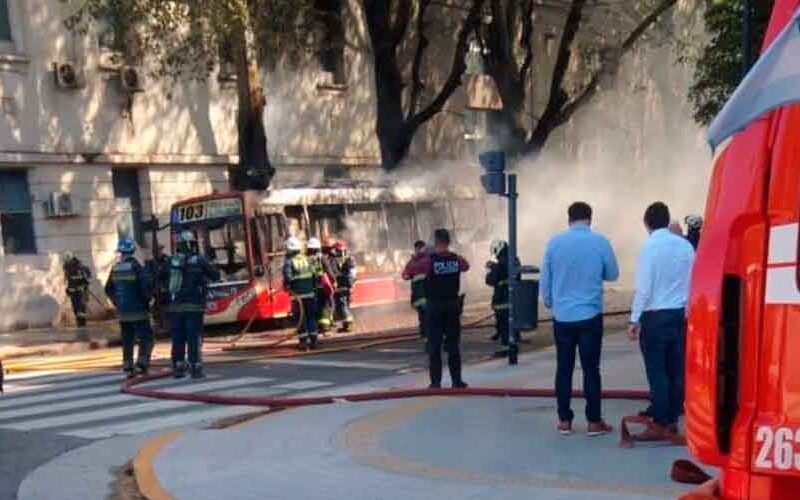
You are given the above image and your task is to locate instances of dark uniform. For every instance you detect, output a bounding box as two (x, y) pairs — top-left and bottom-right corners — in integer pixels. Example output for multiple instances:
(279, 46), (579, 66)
(284, 252), (320, 348)
(168, 252), (219, 378)
(64, 257), (91, 327)
(330, 251), (356, 332)
(146, 252), (171, 332)
(105, 255), (154, 376)
(486, 249), (510, 347)
(424, 251), (470, 388)
(403, 253), (428, 338)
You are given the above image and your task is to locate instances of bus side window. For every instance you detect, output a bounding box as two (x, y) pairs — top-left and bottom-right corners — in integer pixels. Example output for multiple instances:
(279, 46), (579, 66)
(250, 218), (264, 275)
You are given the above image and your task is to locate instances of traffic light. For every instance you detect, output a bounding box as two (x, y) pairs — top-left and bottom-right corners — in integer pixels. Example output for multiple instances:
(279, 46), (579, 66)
(478, 150), (506, 195)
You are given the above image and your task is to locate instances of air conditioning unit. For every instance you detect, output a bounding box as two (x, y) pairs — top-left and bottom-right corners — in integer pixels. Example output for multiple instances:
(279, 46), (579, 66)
(44, 192), (76, 218)
(119, 66), (145, 93)
(53, 62), (86, 89)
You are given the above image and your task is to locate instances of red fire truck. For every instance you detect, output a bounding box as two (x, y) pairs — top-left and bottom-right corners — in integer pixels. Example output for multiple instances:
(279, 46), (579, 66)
(168, 180), (492, 326)
(685, 1), (800, 497)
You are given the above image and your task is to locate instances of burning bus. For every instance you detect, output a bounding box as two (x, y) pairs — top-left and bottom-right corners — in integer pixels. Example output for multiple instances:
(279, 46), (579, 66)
(168, 180), (494, 326)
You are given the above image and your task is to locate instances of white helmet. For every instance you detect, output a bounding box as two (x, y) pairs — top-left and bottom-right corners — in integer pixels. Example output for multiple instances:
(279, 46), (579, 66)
(307, 237), (322, 251)
(490, 240), (508, 258)
(179, 230), (196, 243)
(285, 237), (301, 252)
(62, 251), (74, 262)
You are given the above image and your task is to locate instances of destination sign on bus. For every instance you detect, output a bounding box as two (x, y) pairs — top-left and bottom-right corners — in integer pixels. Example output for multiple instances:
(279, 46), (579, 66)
(172, 198), (243, 225)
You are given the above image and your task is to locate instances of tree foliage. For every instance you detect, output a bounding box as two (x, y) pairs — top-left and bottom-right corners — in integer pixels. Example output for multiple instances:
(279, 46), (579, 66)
(688, 0), (774, 126)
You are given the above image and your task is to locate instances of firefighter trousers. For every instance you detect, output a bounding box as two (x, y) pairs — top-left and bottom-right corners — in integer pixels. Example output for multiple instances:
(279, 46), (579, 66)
(170, 312), (204, 367)
(68, 291), (88, 327)
(120, 320), (154, 371)
(416, 305), (426, 339)
(294, 297), (319, 340)
(426, 302), (464, 386)
(494, 308), (510, 345)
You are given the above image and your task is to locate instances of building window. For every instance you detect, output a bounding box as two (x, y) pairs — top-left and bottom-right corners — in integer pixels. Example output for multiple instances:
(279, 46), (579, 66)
(112, 169), (144, 246)
(0, 170), (36, 254)
(315, 0), (346, 87)
(0, 0), (12, 42)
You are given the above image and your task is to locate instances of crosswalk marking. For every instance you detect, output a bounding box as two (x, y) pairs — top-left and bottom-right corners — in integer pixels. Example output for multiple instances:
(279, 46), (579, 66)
(272, 380), (334, 390)
(4, 370), (113, 384)
(263, 359), (409, 371)
(3, 373), (121, 394)
(63, 405), (261, 439)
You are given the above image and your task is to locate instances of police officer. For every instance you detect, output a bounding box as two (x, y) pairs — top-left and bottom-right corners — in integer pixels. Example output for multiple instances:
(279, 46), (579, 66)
(422, 229), (470, 389)
(684, 215), (703, 250)
(330, 240), (357, 332)
(105, 238), (154, 378)
(284, 237), (320, 349)
(63, 252), (92, 327)
(402, 240), (428, 339)
(486, 240), (511, 357)
(307, 237), (333, 333)
(168, 230), (220, 378)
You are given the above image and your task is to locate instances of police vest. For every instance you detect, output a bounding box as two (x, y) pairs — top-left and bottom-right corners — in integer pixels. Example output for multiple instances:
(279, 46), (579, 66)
(289, 255), (316, 299)
(108, 257), (149, 322)
(426, 253), (461, 303)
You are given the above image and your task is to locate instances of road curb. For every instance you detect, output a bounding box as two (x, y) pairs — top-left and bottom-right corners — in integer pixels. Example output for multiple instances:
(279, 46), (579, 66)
(133, 431), (182, 500)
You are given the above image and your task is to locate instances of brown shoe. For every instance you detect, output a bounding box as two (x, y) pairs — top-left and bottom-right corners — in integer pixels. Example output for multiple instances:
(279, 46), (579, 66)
(557, 421), (573, 435)
(633, 423), (671, 441)
(587, 420), (613, 436)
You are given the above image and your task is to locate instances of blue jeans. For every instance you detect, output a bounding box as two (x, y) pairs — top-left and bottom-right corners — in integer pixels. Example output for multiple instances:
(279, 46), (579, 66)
(553, 315), (603, 423)
(640, 309), (685, 426)
(170, 312), (204, 365)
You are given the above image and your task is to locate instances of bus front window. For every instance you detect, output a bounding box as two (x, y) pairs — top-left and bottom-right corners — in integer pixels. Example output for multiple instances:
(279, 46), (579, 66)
(198, 219), (250, 283)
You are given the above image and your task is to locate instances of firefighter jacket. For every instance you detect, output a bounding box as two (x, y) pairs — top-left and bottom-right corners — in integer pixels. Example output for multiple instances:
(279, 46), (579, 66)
(64, 259), (91, 294)
(486, 254), (510, 311)
(105, 256), (150, 322)
(330, 255), (357, 293)
(146, 254), (171, 298)
(168, 253), (220, 313)
(283, 254), (318, 299)
(402, 254), (428, 309)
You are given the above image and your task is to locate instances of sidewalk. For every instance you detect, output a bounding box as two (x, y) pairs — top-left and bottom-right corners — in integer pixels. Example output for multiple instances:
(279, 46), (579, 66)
(139, 334), (696, 500)
(0, 321), (121, 360)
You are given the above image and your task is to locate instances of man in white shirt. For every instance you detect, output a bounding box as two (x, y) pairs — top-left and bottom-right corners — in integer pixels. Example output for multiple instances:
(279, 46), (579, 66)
(629, 202), (695, 440)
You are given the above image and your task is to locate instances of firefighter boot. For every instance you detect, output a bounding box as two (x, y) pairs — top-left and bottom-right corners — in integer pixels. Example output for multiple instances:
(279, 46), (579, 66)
(173, 361), (186, 379)
(123, 360), (135, 379)
(190, 363), (205, 379)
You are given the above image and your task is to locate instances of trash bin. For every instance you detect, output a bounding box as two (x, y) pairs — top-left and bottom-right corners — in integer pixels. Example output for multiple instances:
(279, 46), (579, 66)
(514, 265), (539, 331)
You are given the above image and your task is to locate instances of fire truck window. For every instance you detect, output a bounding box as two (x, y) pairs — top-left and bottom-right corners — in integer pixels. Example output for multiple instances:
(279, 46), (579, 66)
(387, 204), (415, 250)
(199, 219), (250, 283)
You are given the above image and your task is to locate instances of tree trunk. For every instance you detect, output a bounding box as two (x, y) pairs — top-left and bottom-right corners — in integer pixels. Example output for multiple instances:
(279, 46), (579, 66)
(372, 43), (409, 171)
(232, 10), (274, 191)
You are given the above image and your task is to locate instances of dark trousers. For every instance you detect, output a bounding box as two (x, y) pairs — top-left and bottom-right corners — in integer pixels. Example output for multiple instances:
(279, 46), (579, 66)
(170, 312), (204, 366)
(495, 308), (510, 346)
(120, 320), (154, 370)
(640, 309), (685, 426)
(553, 315), (603, 423)
(416, 306), (426, 338)
(68, 292), (88, 327)
(335, 291), (354, 324)
(295, 297), (319, 339)
(426, 302), (463, 386)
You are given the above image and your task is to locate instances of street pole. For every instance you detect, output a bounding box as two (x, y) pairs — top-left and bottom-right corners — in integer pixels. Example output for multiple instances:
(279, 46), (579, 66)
(743, 0), (752, 77)
(506, 174), (518, 365)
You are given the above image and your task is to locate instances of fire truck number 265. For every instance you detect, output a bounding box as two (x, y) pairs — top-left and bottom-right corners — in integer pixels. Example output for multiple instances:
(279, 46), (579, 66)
(754, 426), (800, 471)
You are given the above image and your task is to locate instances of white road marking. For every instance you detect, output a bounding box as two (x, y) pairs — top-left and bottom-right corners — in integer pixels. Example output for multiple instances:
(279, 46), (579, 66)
(263, 359), (408, 371)
(63, 405), (260, 439)
(3, 373), (121, 393)
(272, 380), (334, 390)
(4, 370), (114, 384)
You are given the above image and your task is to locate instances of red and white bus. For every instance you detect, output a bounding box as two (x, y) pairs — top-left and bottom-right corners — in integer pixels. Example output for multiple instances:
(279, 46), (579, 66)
(168, 180), (493, 326)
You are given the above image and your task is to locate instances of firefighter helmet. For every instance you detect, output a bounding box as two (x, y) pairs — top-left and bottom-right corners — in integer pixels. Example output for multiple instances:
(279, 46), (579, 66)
(307, 238), (322, 251)
(179, 230), (196, 243)
(334, 240), (347, 251)
(285, 237), (302, 252)
(62, 251), (74, 262)
(118, 237), (136, 254)
(684, 215), (703, 230)
(490, 240), (508, 258)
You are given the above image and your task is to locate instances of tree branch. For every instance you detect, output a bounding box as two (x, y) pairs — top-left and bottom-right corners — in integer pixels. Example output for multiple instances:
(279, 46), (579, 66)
(391, 0), (414, 46)
(407, 0), (432, 121)
(408, 0), (486, 131)
(518, 0), (534, 82)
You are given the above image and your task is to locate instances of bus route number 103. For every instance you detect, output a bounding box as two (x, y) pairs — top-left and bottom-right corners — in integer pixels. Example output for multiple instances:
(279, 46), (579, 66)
(754, 425), (800, 472)
(178, 204), (205, 222)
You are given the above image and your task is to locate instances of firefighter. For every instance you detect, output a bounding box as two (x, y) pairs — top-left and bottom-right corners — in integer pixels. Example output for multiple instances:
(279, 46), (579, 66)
(283, 237), (320, 349)
(485, 240), (511, 357)
(307, 237), (334, 333)
(319, 239), (337, 332)
(330, 240), (357, 332)
(402, 240), (428, 339)
(104, 238), (154, 378)
(168, 230), (220, 379)
(63, 252), (92, 328)
(423, 228), (470, 389)
(684, 214), (702, 250)
(146, 245), (170, 333)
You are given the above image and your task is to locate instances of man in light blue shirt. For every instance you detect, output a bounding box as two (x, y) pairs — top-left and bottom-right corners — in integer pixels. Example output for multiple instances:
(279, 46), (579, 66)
(541, 202), (619, 436)
(628, 202), (694, 441)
